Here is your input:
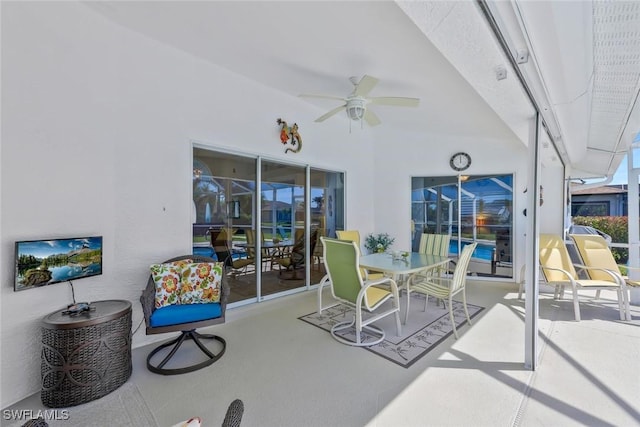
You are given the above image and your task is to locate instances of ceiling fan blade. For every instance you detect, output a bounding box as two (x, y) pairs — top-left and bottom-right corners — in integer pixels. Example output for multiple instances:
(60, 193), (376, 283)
(369, 97), (420, 107)
(364, 109), (381, 127)
(353, 75), (379, 97)
(299, 94), (345, 101)
(315, 104), (346, 122)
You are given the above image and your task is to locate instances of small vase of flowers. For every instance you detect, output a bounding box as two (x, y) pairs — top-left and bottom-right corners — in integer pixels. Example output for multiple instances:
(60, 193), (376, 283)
(364, 233), (395, 254)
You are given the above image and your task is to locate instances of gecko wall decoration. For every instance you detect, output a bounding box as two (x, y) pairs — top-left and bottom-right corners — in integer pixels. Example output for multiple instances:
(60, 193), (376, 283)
(277, 118), (302, 154)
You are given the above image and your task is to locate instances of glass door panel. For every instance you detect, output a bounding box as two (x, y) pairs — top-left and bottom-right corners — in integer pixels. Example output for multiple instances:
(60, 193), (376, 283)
(411, 174), (513, 278)
(310, 168), (345, 282)
(260, 160), (307, 297)
(193, 148), (258, 304)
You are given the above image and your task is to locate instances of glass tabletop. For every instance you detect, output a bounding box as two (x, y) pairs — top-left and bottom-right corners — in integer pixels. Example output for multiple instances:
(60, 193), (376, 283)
(359, 252), (450, 275)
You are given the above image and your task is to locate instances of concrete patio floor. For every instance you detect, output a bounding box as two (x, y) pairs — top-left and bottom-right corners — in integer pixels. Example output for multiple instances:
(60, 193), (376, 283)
(3, 280), (638, 426)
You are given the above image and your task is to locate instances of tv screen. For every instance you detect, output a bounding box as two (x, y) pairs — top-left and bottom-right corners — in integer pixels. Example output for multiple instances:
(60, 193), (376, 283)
(14, 236), (103, 292)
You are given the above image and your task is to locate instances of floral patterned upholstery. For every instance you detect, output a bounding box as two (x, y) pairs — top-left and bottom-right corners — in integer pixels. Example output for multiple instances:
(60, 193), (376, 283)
(180, 262), (223, 304)
(150, 259), (192, 308)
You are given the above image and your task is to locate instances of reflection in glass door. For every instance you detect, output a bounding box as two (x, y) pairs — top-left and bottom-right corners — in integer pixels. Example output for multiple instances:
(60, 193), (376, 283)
(193, 148), (258, 304)
(310, 167), (344, 280)
(411, 174), (513, 278)
(260, 160), (307, 298)
(193, 146), (345, 305)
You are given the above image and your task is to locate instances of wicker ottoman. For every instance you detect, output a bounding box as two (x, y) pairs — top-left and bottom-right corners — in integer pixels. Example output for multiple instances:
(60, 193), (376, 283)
(41, 300), (132, 408)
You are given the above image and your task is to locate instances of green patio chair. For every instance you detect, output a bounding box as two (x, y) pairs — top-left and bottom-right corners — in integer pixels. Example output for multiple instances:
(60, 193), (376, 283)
(336, 230), (385, 280)
(321, 237), (402, 347)
(405, 242), (477, 338)
(316, 230), (386, 315)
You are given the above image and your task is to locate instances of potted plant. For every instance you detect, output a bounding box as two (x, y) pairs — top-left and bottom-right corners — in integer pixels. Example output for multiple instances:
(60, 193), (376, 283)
(364, 233), (395, 254)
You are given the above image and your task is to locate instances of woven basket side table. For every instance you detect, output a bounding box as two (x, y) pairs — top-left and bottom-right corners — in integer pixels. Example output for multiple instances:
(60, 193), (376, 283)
(41, 300), (132, 408)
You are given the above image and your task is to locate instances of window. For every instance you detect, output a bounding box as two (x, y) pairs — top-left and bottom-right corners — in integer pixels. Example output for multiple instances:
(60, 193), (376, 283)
(411, 174), (514, 278)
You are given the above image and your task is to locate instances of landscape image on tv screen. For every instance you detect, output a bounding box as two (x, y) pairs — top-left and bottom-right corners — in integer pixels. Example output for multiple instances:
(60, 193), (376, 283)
(14, 236), (103, 292)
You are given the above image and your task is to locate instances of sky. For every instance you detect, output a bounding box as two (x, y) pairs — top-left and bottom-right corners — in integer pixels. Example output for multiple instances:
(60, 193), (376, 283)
(610, 133), (640, 185)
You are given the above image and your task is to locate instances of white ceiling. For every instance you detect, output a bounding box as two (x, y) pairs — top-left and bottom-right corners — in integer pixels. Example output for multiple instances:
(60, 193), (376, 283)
(86, 0), (640, 179)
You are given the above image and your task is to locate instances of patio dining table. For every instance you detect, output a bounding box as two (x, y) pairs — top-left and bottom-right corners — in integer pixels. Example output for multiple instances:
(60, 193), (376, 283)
(235, 239), (295, 270)
(359, 252), (451, 323)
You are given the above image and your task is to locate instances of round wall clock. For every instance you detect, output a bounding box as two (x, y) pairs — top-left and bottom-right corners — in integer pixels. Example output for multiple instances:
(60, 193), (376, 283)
(450, 152), (472, 171)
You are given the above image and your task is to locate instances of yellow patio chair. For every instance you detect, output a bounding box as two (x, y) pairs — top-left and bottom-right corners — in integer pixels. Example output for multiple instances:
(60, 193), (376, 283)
(321, 237), (401, 346)
(405, 242), (476, 338)
(539, 234), (627, 321)
(569, 234), (631, 320)
(336, 230), (385, 280)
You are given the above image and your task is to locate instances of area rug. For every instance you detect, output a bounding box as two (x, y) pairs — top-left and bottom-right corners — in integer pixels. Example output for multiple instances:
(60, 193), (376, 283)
(299, 294), (484, 368)
(8, 382), (157, 427)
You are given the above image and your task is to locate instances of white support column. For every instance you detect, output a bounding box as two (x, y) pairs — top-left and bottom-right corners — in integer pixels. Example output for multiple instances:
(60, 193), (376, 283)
(628, 145), (640, 304)
(524, 113), (542, 370)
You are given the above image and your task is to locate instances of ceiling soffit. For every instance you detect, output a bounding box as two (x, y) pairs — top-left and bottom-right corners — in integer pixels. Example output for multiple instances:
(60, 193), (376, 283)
(397, 1), (535, 147)
(487, 0), (640, 178)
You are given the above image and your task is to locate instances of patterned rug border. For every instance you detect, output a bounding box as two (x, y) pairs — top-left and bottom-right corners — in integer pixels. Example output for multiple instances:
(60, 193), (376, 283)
(299, 299), (484, 368)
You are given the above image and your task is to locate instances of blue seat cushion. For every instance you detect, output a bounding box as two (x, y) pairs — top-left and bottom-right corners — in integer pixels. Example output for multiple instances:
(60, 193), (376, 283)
(150, 303), (222, 328)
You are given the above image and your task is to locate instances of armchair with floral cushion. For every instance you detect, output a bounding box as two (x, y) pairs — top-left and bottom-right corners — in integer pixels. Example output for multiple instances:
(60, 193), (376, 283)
(140, 255), (229, 375)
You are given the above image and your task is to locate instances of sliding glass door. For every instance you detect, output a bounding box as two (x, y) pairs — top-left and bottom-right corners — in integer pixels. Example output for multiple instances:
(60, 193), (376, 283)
(411, 174), (514, 278)
(193, 146), (344, 304)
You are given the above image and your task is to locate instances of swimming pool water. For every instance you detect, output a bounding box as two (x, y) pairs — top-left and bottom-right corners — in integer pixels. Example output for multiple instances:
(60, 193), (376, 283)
(448, 241), (494, 261)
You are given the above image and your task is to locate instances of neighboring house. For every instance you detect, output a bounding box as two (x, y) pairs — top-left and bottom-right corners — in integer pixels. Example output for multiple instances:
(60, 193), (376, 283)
(571, 185), (629, 216)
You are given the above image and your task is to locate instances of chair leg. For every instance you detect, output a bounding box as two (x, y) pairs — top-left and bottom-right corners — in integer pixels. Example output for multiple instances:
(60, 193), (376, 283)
(403, 289), (411, 325)
(330, 316), (385, 347)
(572, 287), (581, 321)
(147, 330), (226, 375)
(394, 310), (402, 337)
(317, 274), (337, 314)
(462, 288), (472, 326)
(448, 297), (459, 339)
(625, 289), (632, 321)
(618, 288), (631, 321)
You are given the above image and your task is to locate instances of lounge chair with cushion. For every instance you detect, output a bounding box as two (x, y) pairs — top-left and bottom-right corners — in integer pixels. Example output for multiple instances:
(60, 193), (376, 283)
(539, 234), (628, 321)
(569, 233), (631, 320)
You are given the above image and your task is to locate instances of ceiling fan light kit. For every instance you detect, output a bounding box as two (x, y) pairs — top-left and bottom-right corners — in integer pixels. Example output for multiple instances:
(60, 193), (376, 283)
(299, 74), (420, 131)
(346, 98), (366, 121)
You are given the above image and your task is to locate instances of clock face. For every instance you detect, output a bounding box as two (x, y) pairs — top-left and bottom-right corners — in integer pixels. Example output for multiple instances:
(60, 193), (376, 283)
(450, 152), (471, 171)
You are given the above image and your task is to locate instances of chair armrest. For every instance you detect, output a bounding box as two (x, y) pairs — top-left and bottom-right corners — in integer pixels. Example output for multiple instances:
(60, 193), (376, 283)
(573, 263), (625, 284)
(363, 277), (400, 299)
(541, 266), (573, 279)
(410, 264), (443, 280)
(540, 266), (580, 288)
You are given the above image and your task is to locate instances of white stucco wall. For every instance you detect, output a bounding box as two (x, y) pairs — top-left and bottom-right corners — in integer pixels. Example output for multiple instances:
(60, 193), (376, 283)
(372, 130), (532, 278)
(0, 2), (568, 408)
(0, 2), (376, 407)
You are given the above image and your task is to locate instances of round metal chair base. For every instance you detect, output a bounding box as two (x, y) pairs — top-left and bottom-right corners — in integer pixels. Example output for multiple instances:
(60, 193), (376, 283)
(330, 318), (385, 347)
(147, 330), (226, 375)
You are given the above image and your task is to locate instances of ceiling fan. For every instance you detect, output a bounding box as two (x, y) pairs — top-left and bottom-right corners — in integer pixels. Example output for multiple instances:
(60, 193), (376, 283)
(299, 75), (420, 128)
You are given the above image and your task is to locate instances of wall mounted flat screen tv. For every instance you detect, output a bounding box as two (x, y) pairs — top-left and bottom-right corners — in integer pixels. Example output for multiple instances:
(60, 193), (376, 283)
(14, 236), (103, 292)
